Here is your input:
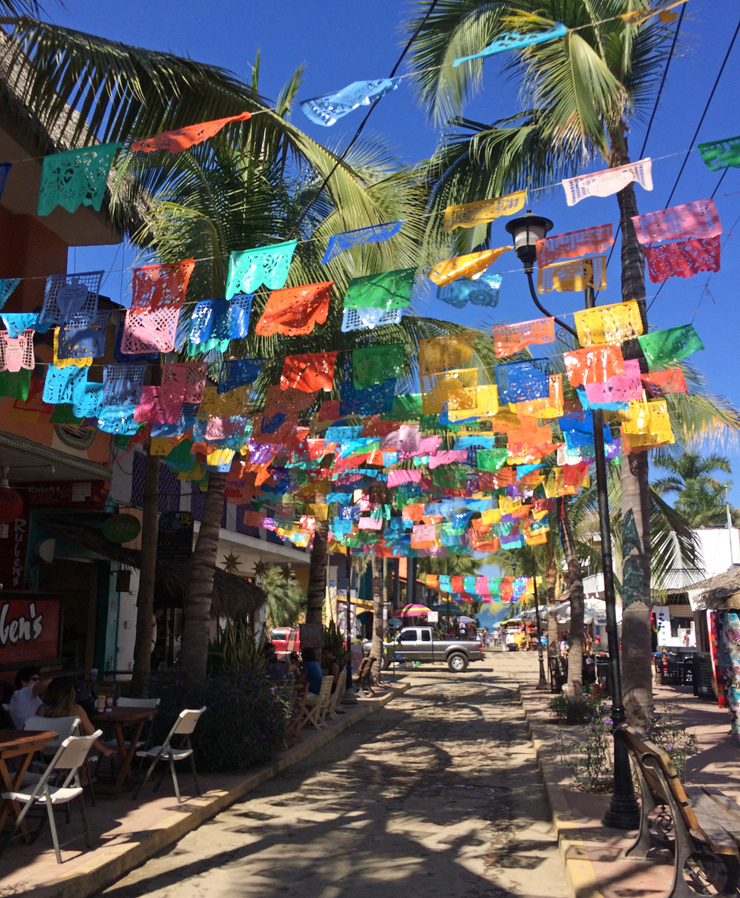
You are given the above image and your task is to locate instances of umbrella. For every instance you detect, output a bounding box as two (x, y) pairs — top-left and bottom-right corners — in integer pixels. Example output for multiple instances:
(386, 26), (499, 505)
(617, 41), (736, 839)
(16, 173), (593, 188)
(455, 615), (476, 624)
(432, 602), (465, 615)
(400, 604), (429, 616)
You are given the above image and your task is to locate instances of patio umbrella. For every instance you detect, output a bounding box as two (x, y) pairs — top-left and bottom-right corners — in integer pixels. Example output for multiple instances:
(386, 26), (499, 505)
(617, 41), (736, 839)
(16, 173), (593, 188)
(432, 602), (465, 615)
(455, 615), (476, 624)
(400, 604), (429, 616)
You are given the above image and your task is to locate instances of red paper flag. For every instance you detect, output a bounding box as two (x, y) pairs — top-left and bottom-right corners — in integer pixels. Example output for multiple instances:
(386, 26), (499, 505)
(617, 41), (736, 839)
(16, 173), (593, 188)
(132, 112), (252, 153)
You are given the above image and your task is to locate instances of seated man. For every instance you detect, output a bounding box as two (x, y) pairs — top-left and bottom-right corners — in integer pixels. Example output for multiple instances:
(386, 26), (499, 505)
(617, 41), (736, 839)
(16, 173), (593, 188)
(301, 648), (323, 701)
(263, 642), (290, 681)
(321, 645), (341, 692)
(9, 666), (49, 728)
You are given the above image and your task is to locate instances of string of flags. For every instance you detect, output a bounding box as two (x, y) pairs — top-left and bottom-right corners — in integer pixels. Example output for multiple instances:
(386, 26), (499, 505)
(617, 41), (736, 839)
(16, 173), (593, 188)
(0, 3), (732, 571)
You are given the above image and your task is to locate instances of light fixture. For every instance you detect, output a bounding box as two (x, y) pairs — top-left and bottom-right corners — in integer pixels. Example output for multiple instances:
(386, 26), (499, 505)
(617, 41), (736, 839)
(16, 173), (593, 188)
(504, 211), (554, 271)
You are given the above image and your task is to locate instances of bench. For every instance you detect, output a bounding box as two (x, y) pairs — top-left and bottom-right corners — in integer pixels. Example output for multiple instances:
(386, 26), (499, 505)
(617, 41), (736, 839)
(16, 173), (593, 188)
(619, 726), (740, 898)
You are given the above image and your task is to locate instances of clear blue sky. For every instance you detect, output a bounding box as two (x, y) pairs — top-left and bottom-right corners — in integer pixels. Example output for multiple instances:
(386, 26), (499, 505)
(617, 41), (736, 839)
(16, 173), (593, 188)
(52, 1), (740, 503)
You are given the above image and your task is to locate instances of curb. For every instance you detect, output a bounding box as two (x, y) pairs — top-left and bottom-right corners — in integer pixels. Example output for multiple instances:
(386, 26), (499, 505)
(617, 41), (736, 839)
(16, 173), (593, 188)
(519, 689), (605, 898)
(22, 685), (409, 898)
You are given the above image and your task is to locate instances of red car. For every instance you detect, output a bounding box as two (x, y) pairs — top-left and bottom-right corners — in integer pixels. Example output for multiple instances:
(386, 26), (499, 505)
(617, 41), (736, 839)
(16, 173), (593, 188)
(270, 627), (300, 657)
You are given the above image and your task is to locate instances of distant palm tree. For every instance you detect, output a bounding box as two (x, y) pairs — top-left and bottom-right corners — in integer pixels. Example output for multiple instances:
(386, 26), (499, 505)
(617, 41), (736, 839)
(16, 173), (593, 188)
(262, 567), (305, 628)
(653, 452), (739, 528)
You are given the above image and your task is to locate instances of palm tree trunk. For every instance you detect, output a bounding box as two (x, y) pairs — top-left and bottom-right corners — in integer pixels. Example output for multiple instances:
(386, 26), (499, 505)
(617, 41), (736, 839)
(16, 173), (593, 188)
(180, 472), (227, 679)
(371, 558), (384, 679)
(616, 180), (653, 727)
(132, 449), (159, 694)
(559, 499), (583, 697)
(306, 519), (328, 625)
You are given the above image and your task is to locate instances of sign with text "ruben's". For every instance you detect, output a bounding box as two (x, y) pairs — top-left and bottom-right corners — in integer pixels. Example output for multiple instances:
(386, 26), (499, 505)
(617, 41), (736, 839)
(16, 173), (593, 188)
(0, 594), (62, 671)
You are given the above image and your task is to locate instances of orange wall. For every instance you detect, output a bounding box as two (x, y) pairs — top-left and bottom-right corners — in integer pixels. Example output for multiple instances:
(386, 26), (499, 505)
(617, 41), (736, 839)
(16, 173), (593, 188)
(0, 207), (68, 312)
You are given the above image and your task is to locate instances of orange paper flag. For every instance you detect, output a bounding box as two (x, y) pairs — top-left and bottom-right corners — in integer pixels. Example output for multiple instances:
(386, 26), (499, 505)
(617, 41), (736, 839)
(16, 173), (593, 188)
(280, 352), (338, 393)
(256, 281), (333, 336)
(132, 112), (252, 153)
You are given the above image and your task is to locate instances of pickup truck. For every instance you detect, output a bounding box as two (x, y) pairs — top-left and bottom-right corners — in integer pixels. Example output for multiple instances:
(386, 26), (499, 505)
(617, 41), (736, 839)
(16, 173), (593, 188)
(364, 626), (485, 673)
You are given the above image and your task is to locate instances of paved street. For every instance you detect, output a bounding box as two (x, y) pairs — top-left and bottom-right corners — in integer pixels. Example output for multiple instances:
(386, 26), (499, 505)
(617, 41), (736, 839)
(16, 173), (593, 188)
(100, 653), (568, 898)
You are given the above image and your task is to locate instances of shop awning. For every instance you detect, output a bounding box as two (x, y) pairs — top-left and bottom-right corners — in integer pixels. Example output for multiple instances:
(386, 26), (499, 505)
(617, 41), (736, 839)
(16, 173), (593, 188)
(37, 517), (266, 619)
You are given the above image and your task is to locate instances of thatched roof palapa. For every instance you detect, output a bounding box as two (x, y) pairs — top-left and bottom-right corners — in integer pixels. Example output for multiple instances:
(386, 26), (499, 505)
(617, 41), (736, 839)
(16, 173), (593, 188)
(690, 567), (740, 611)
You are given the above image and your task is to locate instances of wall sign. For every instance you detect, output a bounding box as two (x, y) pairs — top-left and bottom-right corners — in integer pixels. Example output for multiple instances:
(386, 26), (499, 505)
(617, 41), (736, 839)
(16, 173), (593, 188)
(0, 593), (62, 671)
(102, 513), (141, 544)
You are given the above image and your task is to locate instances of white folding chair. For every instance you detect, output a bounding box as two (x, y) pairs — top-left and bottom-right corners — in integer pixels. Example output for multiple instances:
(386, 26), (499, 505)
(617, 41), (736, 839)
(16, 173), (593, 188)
(304, 677), (334, 730)
(132, 707), (205, 804)
(326, 670), (347, 719)
(1, 730), (101, 864)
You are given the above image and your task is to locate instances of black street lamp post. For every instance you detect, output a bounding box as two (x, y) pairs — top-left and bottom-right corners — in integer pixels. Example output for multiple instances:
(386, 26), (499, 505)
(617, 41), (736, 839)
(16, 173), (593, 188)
(505, 213), (640, 830)
(530, 550), (548, 690)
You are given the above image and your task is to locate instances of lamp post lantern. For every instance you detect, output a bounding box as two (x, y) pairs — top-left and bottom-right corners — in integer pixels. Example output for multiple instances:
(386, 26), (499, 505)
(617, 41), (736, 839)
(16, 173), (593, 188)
(505, 213), (640, 830)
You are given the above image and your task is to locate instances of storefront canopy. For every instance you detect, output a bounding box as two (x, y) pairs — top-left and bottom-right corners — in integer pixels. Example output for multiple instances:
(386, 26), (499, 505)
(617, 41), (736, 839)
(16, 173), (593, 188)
(38, 518), (266, 619)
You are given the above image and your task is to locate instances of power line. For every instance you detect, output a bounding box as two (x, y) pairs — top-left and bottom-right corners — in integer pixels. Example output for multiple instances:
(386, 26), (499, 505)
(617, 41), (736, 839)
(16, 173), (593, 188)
(646, 13), (740, 314)
(597, 4), (686, 296)
(288, 0), (441, 239)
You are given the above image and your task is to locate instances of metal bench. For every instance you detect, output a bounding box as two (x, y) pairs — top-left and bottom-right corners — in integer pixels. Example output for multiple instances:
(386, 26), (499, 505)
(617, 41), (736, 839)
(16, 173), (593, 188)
(619, 726), (740, 898)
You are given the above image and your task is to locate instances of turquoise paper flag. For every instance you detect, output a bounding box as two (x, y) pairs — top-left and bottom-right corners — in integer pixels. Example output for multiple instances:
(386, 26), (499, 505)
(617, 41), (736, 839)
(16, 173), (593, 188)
(0, 278), (20, 311)
(38, 143), (121, 216)
(225, 241), (297, 299)
(453, 23), (568, 67)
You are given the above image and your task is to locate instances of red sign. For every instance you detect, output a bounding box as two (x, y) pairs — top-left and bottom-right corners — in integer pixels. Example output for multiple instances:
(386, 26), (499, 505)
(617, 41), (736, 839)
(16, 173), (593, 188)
(24, 481), (109, 508)
(0, 594), (62, 670)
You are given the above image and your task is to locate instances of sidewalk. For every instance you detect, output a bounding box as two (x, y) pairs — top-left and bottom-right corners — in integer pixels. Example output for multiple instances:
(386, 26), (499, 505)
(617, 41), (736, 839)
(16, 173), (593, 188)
(522, 677), (740, 898)
(0, 684), (408, 898)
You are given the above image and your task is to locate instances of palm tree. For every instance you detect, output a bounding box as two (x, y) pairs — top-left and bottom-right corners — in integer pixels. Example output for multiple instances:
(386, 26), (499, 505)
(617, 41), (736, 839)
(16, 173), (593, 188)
(653, 452), (739, 527)
(262, 567), (306, 628)
(403, 0), (740, 724)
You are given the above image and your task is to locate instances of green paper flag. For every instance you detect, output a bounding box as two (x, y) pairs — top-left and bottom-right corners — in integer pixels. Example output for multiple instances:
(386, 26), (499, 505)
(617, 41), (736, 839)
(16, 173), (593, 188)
(353, 343), (405, 387)
(698, 135), (740, 172)
(50, 404), (83, 425)
(0, 370), (32, 400)
(382, 394), (423, 422)
(638, 324), (704, 367)
(476, 448), (508, 472)
(343, 268), (416, 311)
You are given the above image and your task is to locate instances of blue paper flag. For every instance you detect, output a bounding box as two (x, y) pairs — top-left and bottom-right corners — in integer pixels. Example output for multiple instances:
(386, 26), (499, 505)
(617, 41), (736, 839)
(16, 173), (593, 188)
(188, 295), (254, 353)
(0, 278), (20, 311)
(495, 359), (550, 405)
(437, 272), (502, 309)
(217, 358), (267, 394)
(2, 313), (39, 338)
(300, 78), (400, 127)
(0, 163), (10, 202)
(453, 23), (568, 67)
(322, 221), (402, 265)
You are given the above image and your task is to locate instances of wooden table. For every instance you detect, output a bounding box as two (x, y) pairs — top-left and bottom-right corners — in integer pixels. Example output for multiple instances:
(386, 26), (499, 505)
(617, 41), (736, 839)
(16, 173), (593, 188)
(0, 728), (55, 835)
(89, 707), (157, 798)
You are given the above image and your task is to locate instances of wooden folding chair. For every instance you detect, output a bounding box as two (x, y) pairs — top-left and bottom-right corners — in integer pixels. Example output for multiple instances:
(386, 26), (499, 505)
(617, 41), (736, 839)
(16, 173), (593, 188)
(303, 677), (333, 730)
(326, 670), (347, 719)
(289, 681), (309, 741)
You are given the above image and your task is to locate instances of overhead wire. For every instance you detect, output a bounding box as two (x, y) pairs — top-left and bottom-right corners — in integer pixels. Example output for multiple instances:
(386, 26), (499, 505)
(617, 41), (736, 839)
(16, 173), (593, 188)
(597, 1), (687, 296)
(646, 15), (740, 312)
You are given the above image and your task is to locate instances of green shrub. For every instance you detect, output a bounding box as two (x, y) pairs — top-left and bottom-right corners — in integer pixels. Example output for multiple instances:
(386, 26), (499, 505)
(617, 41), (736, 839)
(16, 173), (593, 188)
(208, 619), (268, 673)
(145, 669), (292, 773)
(548, 693), (601, 725)
(323, 620), (349, 666)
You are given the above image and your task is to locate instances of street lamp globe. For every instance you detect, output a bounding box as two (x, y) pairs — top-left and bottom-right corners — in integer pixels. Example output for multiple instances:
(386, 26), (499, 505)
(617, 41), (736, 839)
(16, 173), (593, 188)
(505, 212), (554, 271)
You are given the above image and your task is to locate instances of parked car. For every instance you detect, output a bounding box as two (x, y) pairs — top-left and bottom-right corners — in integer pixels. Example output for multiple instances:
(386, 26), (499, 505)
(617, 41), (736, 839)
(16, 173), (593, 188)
(270, 627), (300, 657)
(364, 626), (485, 673)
